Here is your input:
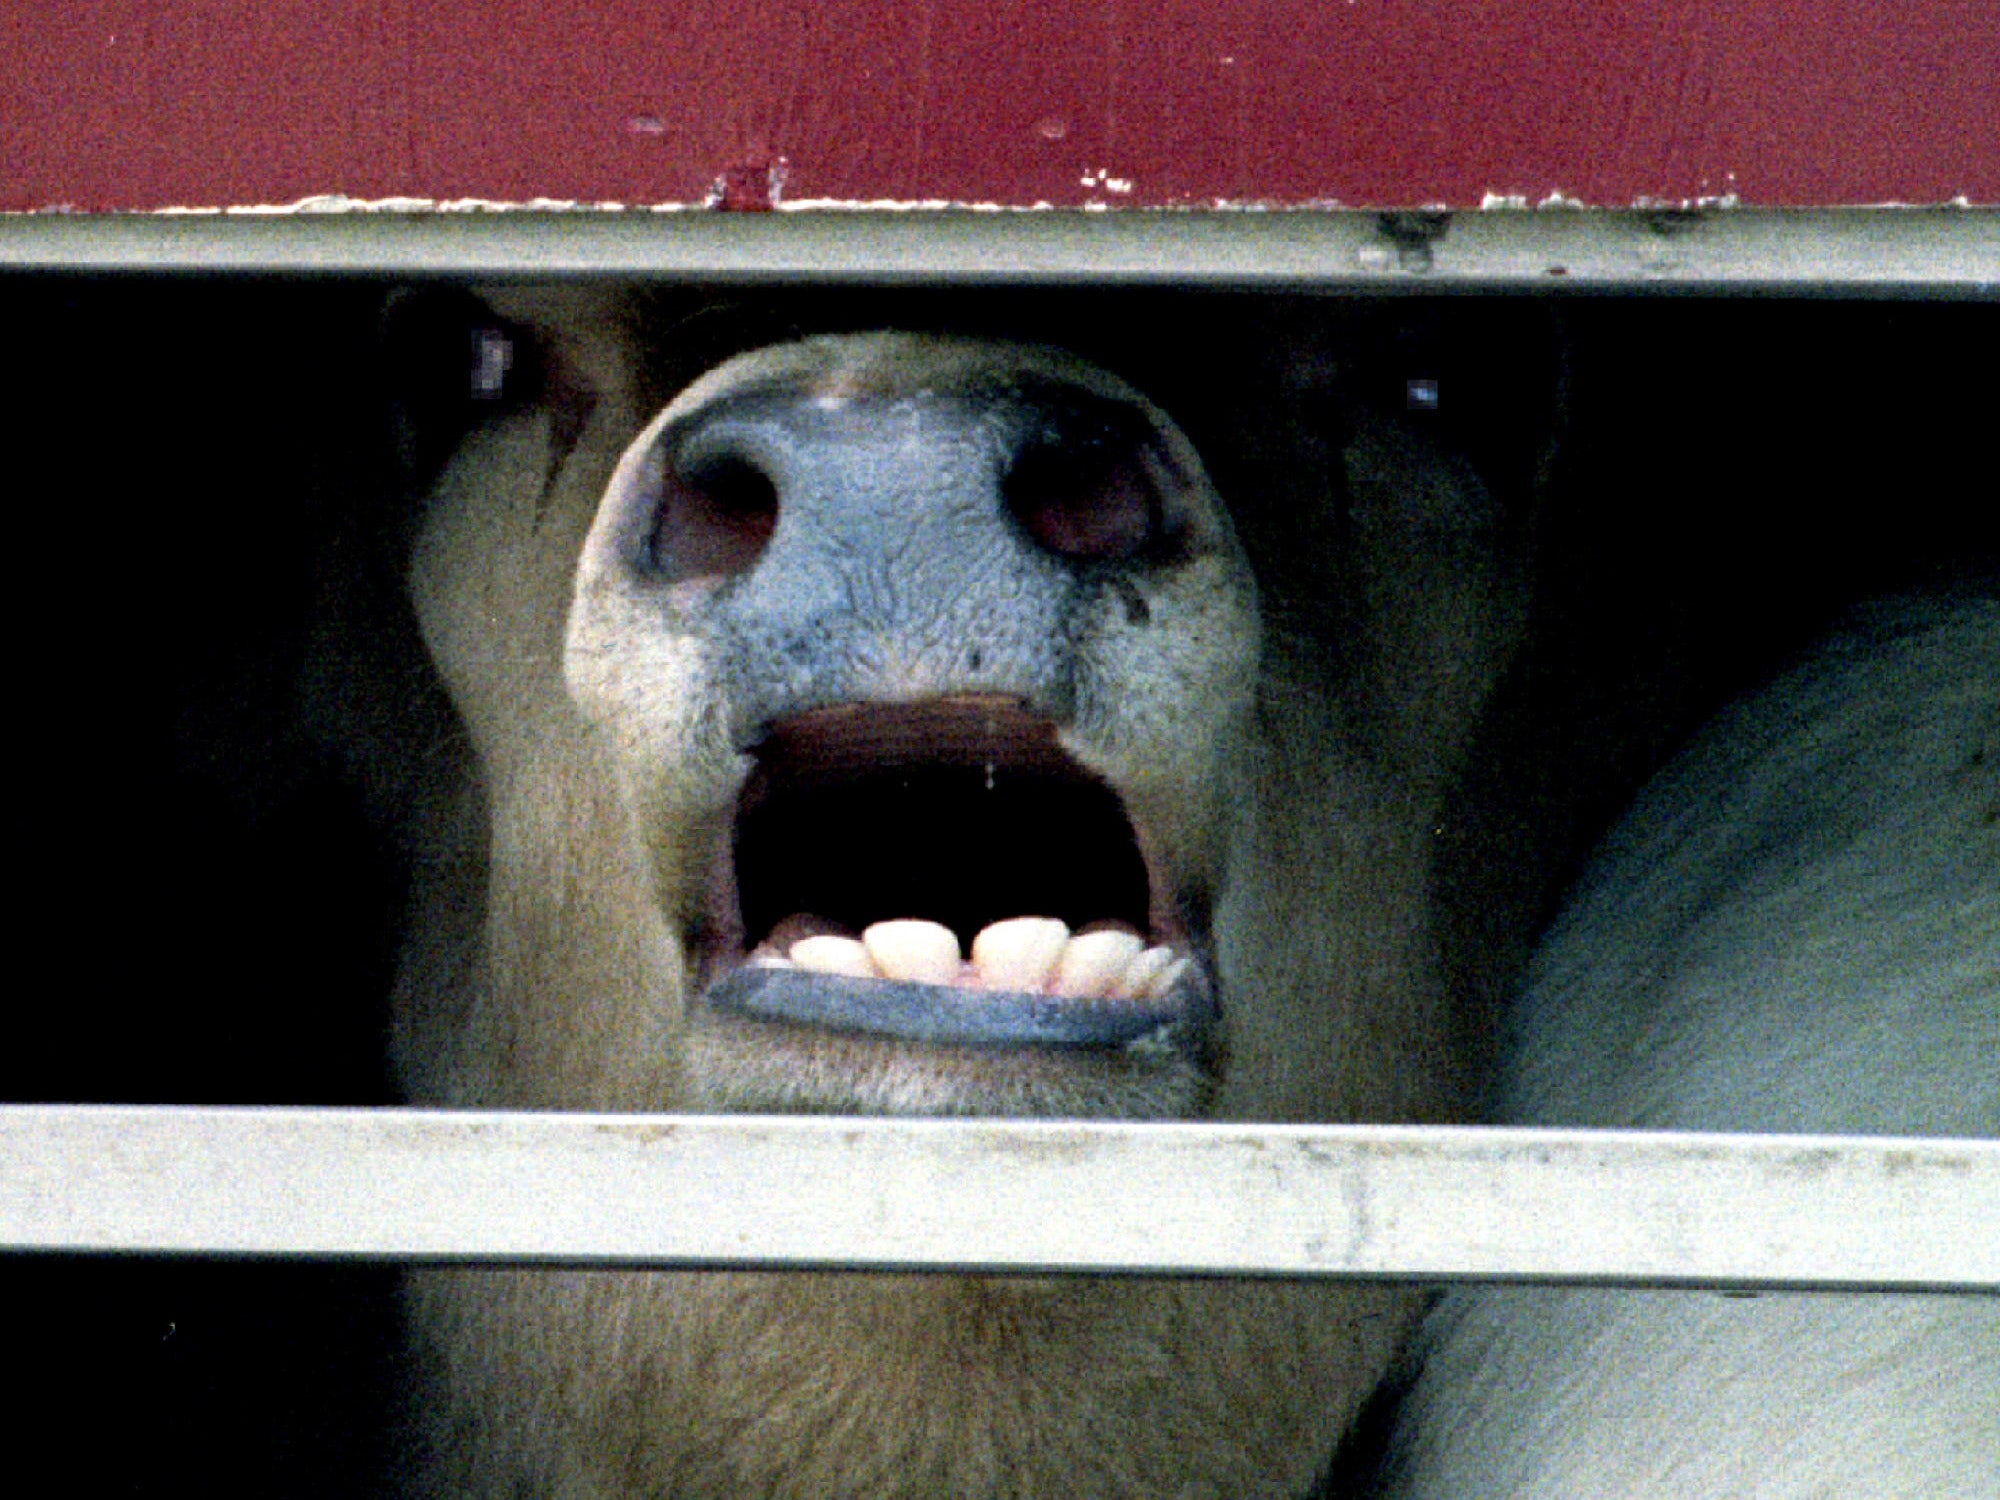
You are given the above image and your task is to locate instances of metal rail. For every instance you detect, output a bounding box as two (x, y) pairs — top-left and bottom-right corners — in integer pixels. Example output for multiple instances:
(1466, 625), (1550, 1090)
(4, 1106), (1995, 1290)
(2, 209), (1996, 295)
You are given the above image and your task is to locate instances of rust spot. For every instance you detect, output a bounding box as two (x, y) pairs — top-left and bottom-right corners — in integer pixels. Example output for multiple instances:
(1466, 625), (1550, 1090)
(617, 1122), (682, 1146)
(714, 160), (783, 212)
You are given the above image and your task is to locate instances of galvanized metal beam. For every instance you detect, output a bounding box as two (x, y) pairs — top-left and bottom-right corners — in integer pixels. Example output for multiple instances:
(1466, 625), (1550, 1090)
(3, 1106), (1995, 1290)
(2, 209), (1996, 295)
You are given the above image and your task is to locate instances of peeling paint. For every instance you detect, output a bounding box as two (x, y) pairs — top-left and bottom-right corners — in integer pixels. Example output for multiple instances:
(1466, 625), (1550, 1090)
(1475, 191), (1752, 211)
(153, 194), (642, 215)
(1630, 193), (1744, 210)
(7, 195), (1991, 223)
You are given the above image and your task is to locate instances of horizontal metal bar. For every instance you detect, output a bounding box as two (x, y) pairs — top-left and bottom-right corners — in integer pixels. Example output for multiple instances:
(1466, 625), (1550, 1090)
(3, 1107), (1995, 1290)
(2, 208), (1996, 294)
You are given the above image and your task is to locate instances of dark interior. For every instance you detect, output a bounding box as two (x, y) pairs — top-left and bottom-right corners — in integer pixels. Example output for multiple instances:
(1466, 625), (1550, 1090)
(737, 761), (1154, 951)
(735, 699), (1157, 953)
(0, 274), (1994, 1496)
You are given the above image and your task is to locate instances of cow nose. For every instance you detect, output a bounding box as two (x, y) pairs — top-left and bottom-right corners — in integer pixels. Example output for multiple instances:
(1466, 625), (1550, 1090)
(643, 389), (1173, 590)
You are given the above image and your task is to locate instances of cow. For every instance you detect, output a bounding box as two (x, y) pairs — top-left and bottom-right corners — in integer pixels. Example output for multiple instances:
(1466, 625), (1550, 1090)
(1376, 594), (2000, 1500)
(343, 286), (1561, 1498)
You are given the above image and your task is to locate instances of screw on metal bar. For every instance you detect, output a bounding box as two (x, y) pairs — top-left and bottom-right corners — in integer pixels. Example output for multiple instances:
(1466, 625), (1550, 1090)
(1377, 211), (1453, 272)
(1641, 209), (1707, 237)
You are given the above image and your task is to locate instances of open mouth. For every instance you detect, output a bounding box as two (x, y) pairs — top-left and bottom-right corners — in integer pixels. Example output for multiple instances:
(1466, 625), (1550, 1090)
(699, 696), (1214, 1052)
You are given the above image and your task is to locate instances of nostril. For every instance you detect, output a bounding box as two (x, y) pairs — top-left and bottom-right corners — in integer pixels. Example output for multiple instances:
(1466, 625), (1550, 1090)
(1002, 428), (1160, 563)
(684, 451), (779, 530)
(650, 447), (780, 583)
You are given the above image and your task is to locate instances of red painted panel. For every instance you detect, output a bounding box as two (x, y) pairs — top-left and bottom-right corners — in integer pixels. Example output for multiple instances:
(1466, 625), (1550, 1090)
(4, 0), (1996, 212)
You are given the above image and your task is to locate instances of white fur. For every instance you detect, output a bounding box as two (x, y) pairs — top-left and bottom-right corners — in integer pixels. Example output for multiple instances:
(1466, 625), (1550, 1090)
(1380, 596), (2000, 1499)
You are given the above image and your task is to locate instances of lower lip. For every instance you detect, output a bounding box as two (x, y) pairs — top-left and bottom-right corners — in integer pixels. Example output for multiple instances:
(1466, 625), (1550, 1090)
(704, 964), (1195, 1048)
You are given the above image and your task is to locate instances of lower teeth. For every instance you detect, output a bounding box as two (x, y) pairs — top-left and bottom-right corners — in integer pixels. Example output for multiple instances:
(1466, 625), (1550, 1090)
(751, 915), (1183, 1000)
